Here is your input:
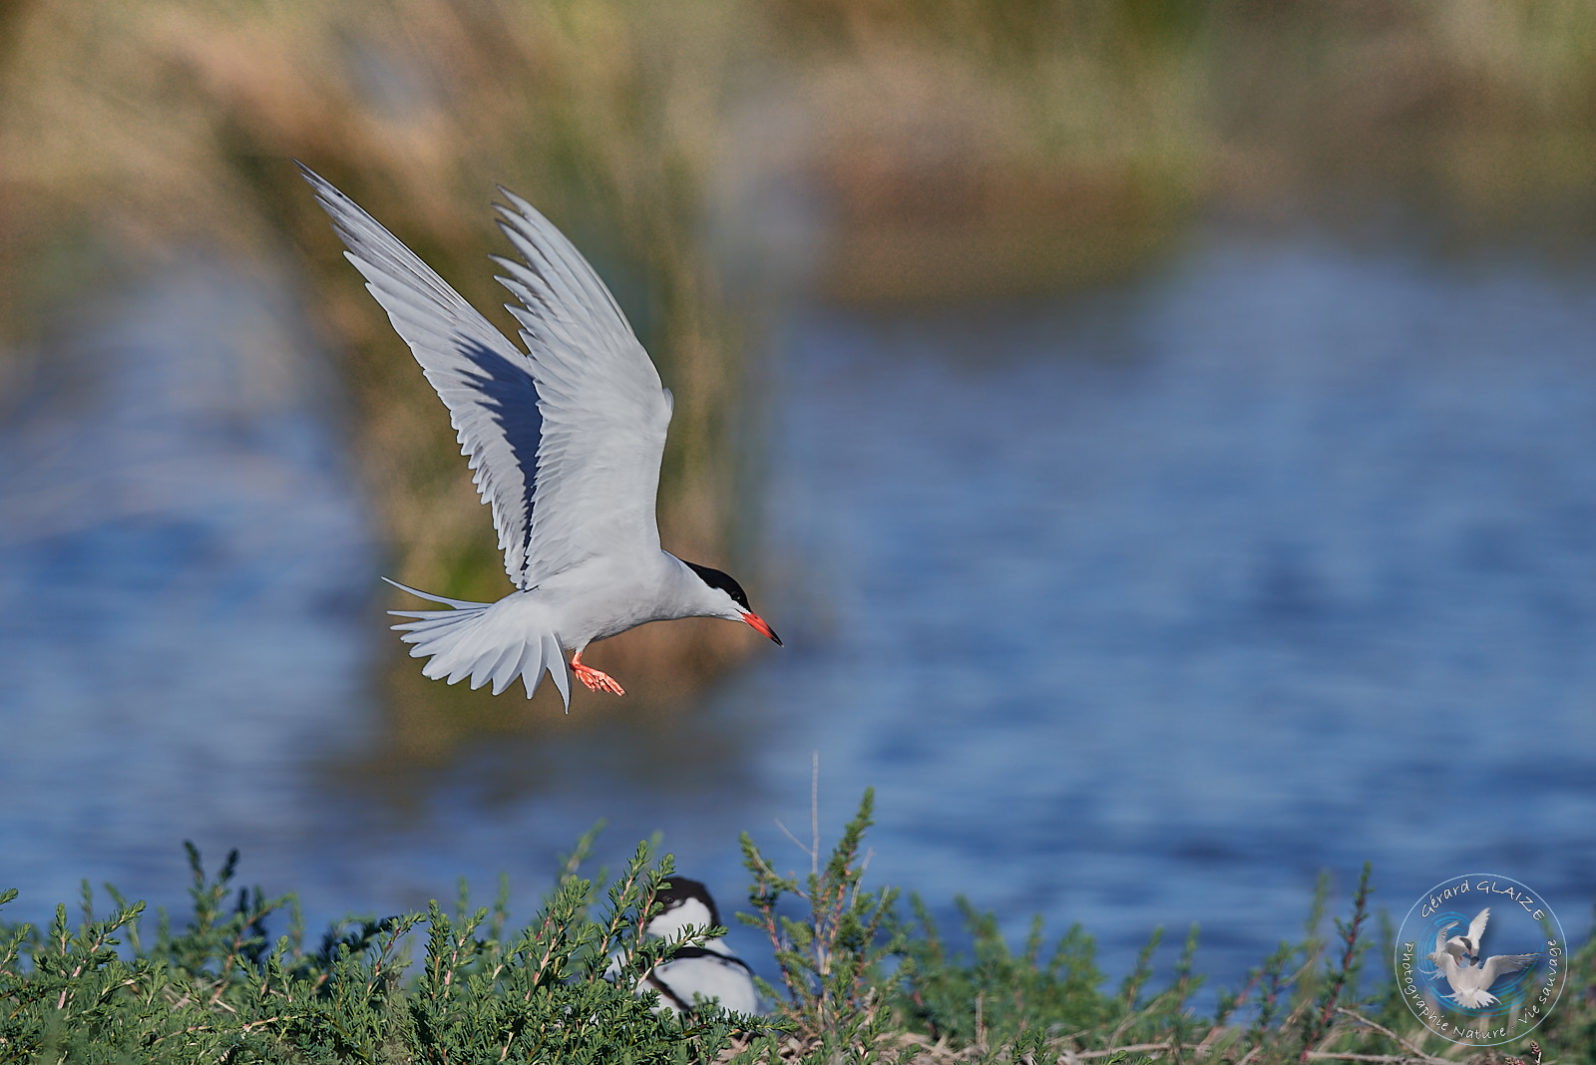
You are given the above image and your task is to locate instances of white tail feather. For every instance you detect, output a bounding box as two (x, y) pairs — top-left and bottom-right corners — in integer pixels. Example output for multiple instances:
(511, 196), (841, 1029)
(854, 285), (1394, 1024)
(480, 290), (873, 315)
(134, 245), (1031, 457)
(383, 579), (572, 710)
(1448, 988), (1499, 1009)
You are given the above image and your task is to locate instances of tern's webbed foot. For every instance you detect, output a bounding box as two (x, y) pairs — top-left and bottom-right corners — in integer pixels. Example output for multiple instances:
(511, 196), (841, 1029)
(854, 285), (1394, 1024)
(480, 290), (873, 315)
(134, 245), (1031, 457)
(571, 654), (625, 696)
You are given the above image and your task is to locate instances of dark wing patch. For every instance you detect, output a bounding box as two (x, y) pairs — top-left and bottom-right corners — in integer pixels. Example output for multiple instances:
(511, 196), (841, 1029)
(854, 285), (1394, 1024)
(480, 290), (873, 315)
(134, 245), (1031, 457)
(455, 337), (543, 572)
(667, 946), (753, 972)
(644, 971), (692, 1013)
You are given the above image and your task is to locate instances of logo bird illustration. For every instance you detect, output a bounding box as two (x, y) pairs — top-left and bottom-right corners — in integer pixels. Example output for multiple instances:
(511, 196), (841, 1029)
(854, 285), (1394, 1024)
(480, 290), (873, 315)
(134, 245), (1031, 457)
(1426, 908), (1538, 1009)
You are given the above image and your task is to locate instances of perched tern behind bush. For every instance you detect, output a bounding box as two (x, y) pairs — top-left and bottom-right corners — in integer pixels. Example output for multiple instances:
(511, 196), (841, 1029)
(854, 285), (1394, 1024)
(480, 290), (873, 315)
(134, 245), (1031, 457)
(300, 165), (780, 708)
(636, 877), (760, 1015)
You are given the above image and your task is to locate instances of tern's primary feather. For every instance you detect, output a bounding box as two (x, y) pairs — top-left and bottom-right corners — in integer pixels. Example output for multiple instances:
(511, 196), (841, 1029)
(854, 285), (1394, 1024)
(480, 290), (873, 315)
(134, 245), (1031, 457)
(300, 166), (672, 589)
(299, 167), (546, 587)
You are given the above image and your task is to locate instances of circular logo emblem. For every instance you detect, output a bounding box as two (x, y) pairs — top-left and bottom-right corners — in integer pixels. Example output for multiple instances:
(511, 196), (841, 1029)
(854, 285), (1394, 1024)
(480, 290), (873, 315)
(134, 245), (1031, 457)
(1394, 874), (1566, 1047)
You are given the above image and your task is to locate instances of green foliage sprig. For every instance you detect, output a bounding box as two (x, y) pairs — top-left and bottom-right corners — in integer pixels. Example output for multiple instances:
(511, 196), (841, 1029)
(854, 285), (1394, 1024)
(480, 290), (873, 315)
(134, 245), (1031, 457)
(739, 788), (901, 1062)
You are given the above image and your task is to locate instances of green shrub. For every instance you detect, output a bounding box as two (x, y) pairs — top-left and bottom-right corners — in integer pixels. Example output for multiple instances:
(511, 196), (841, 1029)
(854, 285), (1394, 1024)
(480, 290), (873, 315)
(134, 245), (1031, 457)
(0, 842), (763, 1063)
(3, 797), (1591, 1064)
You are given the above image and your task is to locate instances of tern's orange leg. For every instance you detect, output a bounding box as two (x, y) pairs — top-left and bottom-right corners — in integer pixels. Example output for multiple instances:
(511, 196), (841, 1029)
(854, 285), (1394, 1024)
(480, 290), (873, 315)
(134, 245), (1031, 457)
(570, 650), (625, 696)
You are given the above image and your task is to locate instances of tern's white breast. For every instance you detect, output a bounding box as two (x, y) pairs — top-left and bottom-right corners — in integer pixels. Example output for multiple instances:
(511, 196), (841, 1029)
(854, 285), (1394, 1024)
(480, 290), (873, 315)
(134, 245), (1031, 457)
(530, 551), (686, 648)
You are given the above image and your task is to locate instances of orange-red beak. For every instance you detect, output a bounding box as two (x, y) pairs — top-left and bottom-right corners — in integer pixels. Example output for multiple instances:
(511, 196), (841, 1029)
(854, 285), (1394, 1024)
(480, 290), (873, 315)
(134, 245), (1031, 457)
(742, 612), (782, 645)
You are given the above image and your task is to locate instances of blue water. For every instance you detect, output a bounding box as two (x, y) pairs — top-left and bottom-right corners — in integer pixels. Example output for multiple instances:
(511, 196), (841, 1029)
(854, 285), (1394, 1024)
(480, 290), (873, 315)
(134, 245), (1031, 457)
(1, 224), (1593, 1001)
(0, 262), (377, 907)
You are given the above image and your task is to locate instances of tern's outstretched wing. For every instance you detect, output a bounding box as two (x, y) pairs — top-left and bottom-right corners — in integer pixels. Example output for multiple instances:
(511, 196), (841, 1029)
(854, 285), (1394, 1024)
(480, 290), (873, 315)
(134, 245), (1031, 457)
(1465, 908), (1491, 952)
(1478, 952), (1538, 987)
(301, 165), (544, 587)
(491, 187), (672, 582)
(302, 165), (673, 588)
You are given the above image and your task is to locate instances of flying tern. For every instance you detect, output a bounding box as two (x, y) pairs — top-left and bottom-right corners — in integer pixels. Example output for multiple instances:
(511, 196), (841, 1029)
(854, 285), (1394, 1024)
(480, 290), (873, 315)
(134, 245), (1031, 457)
(301, 165), (780, 708)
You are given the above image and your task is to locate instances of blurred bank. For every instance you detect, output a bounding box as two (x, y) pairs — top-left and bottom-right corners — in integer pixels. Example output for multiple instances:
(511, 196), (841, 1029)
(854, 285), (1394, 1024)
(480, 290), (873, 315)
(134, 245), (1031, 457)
(5, 1), (1595, 591)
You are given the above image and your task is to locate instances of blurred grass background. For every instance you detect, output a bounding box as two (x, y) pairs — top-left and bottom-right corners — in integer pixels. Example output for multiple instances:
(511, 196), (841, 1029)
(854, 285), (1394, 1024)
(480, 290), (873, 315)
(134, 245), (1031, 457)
(2, 0), (1594, 734)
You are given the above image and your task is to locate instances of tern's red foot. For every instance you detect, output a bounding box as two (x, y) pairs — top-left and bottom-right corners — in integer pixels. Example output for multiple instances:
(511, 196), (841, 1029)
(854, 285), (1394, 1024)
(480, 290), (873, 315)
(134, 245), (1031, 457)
(571, 652), (625, 696)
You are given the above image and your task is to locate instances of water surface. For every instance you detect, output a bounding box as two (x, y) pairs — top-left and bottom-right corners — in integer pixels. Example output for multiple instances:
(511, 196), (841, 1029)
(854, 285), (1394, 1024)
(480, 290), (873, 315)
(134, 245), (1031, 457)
(2, 224), (1592, 996)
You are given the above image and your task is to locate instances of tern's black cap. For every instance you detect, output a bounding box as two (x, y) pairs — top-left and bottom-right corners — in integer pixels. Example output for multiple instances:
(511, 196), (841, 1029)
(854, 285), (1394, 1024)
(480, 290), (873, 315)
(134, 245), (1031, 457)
(683, 561), (750, 611)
